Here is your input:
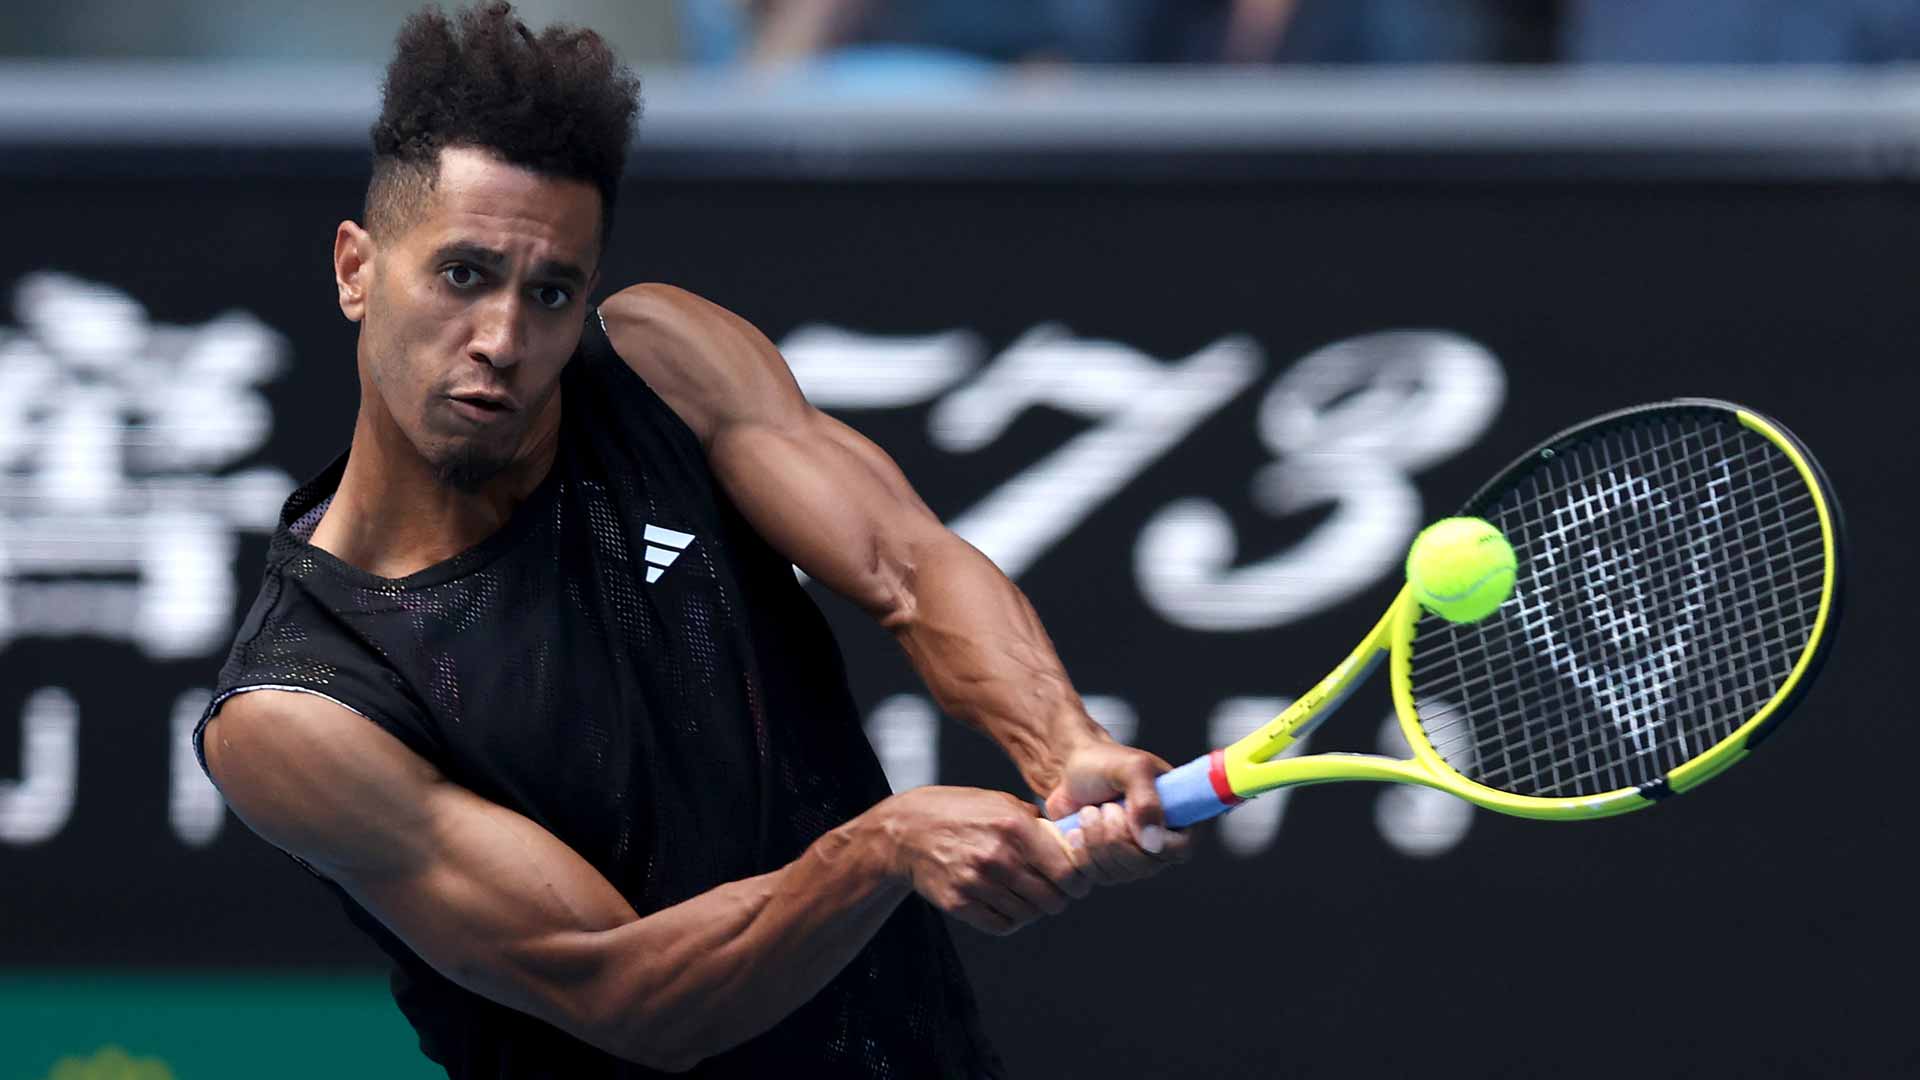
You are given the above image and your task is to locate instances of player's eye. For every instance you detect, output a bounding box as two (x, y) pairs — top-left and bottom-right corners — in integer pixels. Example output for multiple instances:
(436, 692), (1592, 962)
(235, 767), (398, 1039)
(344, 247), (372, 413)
(534, 285), (572, 311)
(442, 264), (482, 290)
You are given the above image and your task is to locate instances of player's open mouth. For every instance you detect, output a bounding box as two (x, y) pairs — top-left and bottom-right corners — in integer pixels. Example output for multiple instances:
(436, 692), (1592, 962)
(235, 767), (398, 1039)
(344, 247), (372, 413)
(447, 393), (514, 421)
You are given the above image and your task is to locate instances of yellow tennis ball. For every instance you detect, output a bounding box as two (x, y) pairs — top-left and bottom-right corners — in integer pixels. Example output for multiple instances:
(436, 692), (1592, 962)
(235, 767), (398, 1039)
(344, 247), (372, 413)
(1405, 517), (1517, 623)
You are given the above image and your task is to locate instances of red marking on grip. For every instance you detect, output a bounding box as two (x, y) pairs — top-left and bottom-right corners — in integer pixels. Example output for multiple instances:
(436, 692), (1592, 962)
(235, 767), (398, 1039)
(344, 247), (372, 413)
(1208, 749), (1244, 806)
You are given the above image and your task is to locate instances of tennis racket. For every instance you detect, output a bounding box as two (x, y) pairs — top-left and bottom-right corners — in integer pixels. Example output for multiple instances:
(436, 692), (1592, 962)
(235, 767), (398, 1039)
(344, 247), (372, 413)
(1057, 398), (1844, 832)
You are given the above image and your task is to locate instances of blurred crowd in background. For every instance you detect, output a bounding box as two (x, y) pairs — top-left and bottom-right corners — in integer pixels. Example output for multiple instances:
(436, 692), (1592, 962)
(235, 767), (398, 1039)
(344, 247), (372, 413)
(688, 0), (1920, 71)
(7, 0), (1920, 73)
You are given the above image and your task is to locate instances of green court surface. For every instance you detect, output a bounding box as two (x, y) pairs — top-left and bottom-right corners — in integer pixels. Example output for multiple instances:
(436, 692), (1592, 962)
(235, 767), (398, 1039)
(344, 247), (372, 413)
(0, 972), (440, 1080)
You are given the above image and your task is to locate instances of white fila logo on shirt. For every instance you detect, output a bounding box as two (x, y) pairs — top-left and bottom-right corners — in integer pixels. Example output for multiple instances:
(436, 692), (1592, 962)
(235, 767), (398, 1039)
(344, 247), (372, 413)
(643, 523), (696, 583)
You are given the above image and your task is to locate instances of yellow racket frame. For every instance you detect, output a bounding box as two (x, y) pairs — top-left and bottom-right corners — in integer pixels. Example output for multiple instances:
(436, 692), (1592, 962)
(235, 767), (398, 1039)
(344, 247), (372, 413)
(1220, 409), (1842, 821)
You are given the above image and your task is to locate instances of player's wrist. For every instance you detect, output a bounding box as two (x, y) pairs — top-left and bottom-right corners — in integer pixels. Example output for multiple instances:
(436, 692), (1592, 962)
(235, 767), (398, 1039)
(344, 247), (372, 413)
(1052, 706), (1110, 750)
(1025, 712), (1111, 794)
(844, 797), (918, 889)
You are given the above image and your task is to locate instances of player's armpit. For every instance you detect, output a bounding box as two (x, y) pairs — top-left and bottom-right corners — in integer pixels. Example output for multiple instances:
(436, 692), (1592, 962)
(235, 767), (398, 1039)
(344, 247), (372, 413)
(200, 690), (909, 1072)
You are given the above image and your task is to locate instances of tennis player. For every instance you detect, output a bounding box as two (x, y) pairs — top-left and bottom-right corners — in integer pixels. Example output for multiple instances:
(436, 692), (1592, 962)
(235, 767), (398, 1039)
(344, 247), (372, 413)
(193, 3), (1189, 1077)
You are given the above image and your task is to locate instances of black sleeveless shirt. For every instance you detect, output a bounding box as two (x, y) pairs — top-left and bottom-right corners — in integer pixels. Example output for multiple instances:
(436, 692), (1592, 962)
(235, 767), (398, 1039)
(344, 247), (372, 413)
(196, 313), (1001, 1079)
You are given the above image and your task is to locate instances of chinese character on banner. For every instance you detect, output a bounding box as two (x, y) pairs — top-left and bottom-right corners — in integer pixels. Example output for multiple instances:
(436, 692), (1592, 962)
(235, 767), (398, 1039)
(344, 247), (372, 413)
(0, 272), (294, 849)
(0, 271), (293, 659)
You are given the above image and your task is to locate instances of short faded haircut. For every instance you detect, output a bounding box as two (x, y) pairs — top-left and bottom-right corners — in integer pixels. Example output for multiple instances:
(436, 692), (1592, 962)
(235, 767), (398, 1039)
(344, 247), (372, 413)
(363, 1), (641, 243)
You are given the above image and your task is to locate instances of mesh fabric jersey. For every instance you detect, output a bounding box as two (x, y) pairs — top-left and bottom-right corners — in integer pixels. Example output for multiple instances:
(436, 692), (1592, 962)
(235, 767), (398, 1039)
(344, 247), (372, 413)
(195, 313), (1001, 1079)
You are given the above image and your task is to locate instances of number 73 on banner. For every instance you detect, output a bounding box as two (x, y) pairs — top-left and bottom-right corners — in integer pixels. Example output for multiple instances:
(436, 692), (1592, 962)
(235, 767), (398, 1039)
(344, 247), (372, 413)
(783, 322), (1506, 633)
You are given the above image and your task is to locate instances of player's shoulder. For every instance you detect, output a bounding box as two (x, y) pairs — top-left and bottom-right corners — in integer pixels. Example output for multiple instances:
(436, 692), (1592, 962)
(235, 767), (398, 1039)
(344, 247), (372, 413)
(599, 280), (712, 321)
(598, 282), (756, 355)
(595, 282), (804, 439)
(204, 689), (428, 796)
(203, 689), (444, 873)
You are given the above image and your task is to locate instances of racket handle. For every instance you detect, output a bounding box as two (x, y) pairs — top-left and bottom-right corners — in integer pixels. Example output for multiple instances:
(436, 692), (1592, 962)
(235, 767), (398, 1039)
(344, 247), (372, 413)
(1050, 752), (1238, 834)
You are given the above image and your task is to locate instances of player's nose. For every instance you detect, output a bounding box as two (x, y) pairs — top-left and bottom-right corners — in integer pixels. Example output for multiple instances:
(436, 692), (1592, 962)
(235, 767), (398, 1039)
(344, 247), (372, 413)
(468, 292), (528, 370)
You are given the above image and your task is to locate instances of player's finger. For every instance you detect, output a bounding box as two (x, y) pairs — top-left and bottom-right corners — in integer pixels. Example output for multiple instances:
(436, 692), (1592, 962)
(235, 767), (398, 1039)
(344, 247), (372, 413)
(994, 817), (1077, 903)
(1075, 804), (1126, 882)
(1043, 788), (1077, 822)
(971, 879), (1044, 930)
(1092, 801), (1160, 880)
(1024, 819), (1092, 899)
(1117, 756), (1172, 855)
(986, 856), (1073, 917)
(952, 836), (1048, 926)
(951, 897), (1017, 936)
(1056, 815), (1098, 884)
(1083, 802), (1157, 883)
(1158, 825), (1195, 865)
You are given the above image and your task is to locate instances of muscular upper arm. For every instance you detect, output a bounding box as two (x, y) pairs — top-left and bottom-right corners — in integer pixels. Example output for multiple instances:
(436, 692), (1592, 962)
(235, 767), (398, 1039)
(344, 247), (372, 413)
(598, 284), (957, 625)
(201, 691), (650, 1060)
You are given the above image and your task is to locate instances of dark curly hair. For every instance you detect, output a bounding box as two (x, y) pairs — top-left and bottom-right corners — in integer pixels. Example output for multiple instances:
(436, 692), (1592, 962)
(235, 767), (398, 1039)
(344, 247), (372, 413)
(365, 2), (641, 242)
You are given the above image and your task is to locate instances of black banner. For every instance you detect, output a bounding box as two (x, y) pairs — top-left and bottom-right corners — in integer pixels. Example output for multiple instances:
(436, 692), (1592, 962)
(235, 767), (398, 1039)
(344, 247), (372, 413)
(1, 154), (1912, 1078)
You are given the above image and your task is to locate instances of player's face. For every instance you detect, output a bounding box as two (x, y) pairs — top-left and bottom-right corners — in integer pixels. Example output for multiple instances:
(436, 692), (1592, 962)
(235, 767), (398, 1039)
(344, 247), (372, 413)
(358, 146), (601, 491)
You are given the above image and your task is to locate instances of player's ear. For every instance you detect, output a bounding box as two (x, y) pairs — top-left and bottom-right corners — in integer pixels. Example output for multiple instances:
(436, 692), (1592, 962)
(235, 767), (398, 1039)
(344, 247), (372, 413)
(334, 220), (374, 323)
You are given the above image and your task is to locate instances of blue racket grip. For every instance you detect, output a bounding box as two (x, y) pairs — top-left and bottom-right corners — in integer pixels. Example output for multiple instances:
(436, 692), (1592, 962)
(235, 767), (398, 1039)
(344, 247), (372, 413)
(1049, 753), (1239, 834)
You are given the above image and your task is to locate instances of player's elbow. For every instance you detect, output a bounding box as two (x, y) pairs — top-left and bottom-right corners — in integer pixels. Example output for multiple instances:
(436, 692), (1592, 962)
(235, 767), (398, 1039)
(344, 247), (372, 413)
(543, 922), (759, 1072)
(869, 561), (920, 634)
(580, 1012), (703, 1072)
(604, 1022), (713, 1073)
(622, 1041), (706, 1075)
(872, 523), (979, 634)
(572, 976), (712, 1073)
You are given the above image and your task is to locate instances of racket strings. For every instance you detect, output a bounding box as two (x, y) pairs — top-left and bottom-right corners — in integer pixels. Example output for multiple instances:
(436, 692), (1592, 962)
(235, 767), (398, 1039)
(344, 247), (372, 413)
(1408, 412), (1828, 798)
(1429, 507), (1820, 793)
(1474, 419), (1815, 793)
(1489, 420), (1815, 791)
(1419, 566), (1818, 761)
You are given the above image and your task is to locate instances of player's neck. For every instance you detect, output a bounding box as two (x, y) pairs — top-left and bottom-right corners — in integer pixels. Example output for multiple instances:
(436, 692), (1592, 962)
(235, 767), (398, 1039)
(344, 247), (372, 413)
(309, 396), (561, 580)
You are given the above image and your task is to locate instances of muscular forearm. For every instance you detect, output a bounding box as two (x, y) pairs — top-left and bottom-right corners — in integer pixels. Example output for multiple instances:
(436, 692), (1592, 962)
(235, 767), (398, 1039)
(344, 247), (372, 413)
(891, 533), (1108, 796)
(588, 810), (909, 1069)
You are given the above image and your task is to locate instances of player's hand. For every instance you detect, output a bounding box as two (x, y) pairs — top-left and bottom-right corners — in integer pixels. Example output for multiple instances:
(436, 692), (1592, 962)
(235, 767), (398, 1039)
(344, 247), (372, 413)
(878, 786), (1090, 936)
(1043, 740), (1194, 885)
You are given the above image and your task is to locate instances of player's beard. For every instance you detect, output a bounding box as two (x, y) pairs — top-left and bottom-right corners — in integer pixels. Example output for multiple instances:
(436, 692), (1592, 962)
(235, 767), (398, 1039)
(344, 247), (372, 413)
(433, 435), (516, 493)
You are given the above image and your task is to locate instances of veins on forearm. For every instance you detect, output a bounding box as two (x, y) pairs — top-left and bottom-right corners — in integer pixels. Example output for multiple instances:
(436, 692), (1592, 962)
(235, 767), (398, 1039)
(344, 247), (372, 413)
(893, 538), (1106, 794)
